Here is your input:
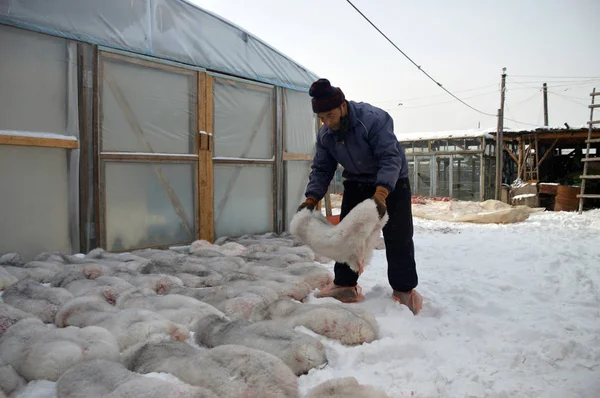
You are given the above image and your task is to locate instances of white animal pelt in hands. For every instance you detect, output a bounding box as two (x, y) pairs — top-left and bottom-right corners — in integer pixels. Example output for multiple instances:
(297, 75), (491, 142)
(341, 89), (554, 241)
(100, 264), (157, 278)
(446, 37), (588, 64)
(290, 199), (388, 275)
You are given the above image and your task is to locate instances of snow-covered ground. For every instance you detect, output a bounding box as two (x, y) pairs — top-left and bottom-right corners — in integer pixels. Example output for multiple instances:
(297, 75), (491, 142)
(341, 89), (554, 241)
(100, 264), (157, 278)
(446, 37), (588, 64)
(7, 209), (600, 397)
(299, 209), (600, 397)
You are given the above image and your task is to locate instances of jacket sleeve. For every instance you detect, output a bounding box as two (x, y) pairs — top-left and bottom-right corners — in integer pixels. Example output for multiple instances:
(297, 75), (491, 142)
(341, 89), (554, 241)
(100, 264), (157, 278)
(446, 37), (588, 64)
(368, 112), (402, 192)
(304, 132), (338, 201)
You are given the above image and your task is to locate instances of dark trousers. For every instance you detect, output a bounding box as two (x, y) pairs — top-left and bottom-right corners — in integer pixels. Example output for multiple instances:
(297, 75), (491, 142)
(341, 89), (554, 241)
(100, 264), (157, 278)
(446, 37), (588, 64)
(333, 177), (418, 292)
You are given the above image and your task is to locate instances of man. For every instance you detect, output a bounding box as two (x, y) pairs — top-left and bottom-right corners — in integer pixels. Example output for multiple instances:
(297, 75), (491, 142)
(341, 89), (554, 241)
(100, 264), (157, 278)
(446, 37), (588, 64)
(298, 78), (422, 315)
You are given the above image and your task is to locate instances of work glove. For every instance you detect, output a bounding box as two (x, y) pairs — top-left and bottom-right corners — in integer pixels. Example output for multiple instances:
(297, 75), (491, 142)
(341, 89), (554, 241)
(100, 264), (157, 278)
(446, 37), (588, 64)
(297, 197), (318, 212)
(372, 186), (388, 218)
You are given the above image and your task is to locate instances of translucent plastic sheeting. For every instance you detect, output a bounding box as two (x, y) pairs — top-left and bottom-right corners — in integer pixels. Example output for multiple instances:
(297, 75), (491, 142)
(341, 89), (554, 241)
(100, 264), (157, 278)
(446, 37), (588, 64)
(101, 54), (197, 154)
(103, 161), (195, 251)
(283, 89), (317, 154)
(213, 164), (273, 238)
(0, 24), (71, 135)
(0, 146), (71, 260)
(213, 78), (274, 159)
(285, 161), (311, 231)
(0, 0), (319, 90)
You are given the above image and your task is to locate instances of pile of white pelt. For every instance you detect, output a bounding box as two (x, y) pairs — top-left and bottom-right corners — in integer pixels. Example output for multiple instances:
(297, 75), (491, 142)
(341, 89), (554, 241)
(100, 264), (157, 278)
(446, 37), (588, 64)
(0, 232), (389, 398)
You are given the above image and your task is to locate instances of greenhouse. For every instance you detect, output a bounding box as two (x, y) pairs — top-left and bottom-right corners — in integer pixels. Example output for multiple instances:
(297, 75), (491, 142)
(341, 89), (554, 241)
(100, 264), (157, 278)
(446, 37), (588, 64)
(398, 129), (499, 201)
(0, 0), (319, 259)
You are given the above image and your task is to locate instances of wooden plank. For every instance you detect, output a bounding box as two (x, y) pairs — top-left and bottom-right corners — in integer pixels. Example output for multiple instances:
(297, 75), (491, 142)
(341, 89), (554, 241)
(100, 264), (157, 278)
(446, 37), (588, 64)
(503, 143), (518, 164)
(581, 157), (600, 162)
(101, 50), (195, 76)
(77, 43), (90, 253)
(534, 133), (540, 179)
(586, 138), (600, 144)
(283, 152), (313, 161)
(538, 138), (559, 168)
(206, 75), (214, 152)
(93, 45), (102, 248)
(196, 72), (205, 241)
(198, 150), (214, 242)
(214, 75), (274, 93)
(324, 189), (332, 217)
(580, 175), (600, 179)
(213, 158), (273, 165)
(198, 73), (214, 242)
(104, 67), (194, 238)
(589, 104), (600, 109)
(577, 194), (600, 198)
(536, 132), (600, 140)
(0, 134), (78, 149)
(100, 153), (199, 162)
(517, 140), (524, 180)
(587, 120), (600, 125)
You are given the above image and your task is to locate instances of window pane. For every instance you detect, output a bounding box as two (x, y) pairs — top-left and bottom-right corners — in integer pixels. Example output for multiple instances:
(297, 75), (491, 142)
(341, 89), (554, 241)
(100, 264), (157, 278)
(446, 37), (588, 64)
(413, 141), (428, 153)
(431, 140), (447, 152)
(285, 161), (311, 230)
(416, 157), (431, 197)
(213, 78), (274, 159)
(104, 161), (196, 251)
(466, 138), (481, 151)
(284, 89), (317, 154)
(0, 146), (71, 260)
(436, 157), (451, 198)
(101, 54), (197, 154)
(213, 164), (273, 237)
(453, 155), (481, 201)
(0, 25), (68, 134)
(407, 157), (415, 186)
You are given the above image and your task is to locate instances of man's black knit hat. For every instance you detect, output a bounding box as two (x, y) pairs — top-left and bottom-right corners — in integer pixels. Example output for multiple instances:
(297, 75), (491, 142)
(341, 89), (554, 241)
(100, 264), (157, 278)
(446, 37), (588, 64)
(309, 78), (345, 113)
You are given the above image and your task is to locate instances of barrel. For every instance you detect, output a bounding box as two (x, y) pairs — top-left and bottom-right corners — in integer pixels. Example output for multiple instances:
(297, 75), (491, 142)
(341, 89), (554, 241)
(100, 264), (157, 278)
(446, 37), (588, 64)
(554, 185), (581, 212)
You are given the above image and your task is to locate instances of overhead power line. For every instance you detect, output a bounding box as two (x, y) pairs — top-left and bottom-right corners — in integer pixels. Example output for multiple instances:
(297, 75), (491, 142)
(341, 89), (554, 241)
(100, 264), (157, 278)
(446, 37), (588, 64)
(375, 83), (499, 104)
(509, 75), (600, 79)
(345, 0), (547, 129)
(344, 0), (497, 117)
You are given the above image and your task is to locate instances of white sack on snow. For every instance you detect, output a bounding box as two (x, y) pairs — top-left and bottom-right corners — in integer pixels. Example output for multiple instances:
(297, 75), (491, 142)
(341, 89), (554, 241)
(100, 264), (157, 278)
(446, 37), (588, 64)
(411, 199), (545, 224)
(290, 199), (388, 274)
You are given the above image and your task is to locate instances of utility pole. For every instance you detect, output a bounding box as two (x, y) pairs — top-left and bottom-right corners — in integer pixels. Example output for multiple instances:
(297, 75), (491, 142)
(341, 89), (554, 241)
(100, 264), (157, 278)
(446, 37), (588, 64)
(495, 68), (506, 200)
(543, 82), (549, 126)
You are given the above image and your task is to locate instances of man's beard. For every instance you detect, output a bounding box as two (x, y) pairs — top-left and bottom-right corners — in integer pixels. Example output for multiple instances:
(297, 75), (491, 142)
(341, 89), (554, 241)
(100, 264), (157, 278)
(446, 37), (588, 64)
(334, 115), (349, 142)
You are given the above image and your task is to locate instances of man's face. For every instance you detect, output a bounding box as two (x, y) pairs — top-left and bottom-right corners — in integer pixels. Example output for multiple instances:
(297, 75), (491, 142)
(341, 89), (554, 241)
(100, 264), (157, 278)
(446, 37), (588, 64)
(317, 103), (347, 131)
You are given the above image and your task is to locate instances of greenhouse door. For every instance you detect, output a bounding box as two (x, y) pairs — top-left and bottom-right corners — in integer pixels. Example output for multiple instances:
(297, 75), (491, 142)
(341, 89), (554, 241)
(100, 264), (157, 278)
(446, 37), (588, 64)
(436, 156), (451, 198)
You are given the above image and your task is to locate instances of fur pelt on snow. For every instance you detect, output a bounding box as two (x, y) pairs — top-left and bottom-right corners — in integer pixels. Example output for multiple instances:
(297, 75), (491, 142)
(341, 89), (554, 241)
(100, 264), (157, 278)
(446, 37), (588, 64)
(258, 299), (379, 345)
(305, 377), (390, 398)
(1, 279), (73, 323)
(194, 314), (327, 375)
(55, 296), (190, 350)
(0, 357), (26, 397)
(123, 340), (298, 398)
(56, 359), (217, 398)
(0, 317), (120, 381)
(0, 303), (35, 339)
(290, 198), (388, 274)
